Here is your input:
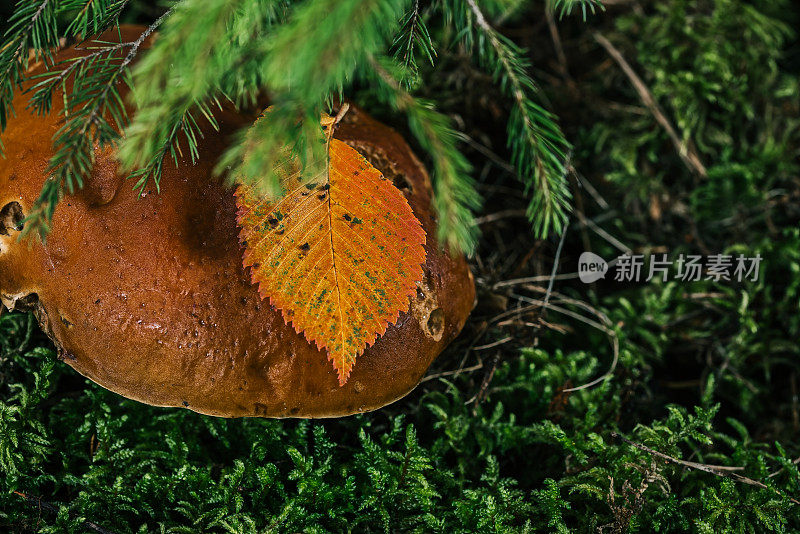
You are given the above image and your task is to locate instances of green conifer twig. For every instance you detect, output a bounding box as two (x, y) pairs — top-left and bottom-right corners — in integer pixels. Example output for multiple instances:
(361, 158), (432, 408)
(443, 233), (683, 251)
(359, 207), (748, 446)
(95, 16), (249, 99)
(2, 0), (581, 254)
(0, 0), (58, 135)
(221, 0), (408, 197)
(464, 0), (572, 239)
(118, 0), (249, 194)
(392, 0), (436, 89)
(65, 0), (130, 38)
(27, 40), (134, 115)
(551, 0), (602, 20)
(20, 6), (174, 240)
(368, 55), (479, 253)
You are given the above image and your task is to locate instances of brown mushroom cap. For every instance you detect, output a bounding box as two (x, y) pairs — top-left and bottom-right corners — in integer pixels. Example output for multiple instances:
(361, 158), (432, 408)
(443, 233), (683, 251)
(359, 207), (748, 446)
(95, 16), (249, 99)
(0, 27), (474, 418)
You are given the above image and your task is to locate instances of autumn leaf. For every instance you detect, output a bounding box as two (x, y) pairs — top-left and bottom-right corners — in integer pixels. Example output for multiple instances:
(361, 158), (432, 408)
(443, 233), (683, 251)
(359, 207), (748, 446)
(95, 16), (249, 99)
(235, 110), (427, 385)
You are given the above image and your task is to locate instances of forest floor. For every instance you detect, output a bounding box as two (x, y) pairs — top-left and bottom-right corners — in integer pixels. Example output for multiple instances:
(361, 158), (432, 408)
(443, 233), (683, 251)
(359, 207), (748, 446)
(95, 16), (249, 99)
(2, 0), (800, 532)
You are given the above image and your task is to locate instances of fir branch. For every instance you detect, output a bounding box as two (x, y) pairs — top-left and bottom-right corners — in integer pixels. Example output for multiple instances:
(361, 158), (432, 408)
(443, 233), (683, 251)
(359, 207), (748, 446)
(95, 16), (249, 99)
(0, 0), (130, 141)
(550, 0), (603, 20)
(64, 0), (130, 38)
(0, 0), (59, 135)
(128, 99), (222, 195)
(21, 8), (172, 240)
(463, 0), (572, 239)
(120, 0), (292, 194)
(263, 0), (407, 102)
(26, 40), (134, 116)
(218, 0), (408, 197)
(368, 55), (479, 254)
(118, 0), (248, 194)
(391, 0), (436, 89)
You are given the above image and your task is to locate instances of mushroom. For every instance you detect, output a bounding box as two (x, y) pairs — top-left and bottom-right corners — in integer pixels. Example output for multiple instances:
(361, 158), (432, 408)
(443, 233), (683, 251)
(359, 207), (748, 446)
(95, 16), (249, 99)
(0, 26), (475, 418)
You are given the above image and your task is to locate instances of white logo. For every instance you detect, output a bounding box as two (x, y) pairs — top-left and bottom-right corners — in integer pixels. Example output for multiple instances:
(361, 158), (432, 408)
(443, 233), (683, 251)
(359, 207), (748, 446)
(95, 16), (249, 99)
(578, 252), (608, 283)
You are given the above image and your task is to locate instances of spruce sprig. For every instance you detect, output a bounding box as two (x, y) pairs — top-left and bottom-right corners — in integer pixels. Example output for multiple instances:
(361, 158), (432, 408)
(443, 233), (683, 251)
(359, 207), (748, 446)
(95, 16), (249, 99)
(369, 55), (479, 252)
(551, 0), (603, 20)
(0, 0), (129, 136)
(0, 0), (59, 135)
(461, 0), (572, 239)
(128, 99), (222, 195)
(27, 39), (133, 116)
(224, 0), (408, 196)
(64, 0), (130, 38)
(123, 0), (409, 198)
(391, 0), (436, 90)
(117, 0), (255, 194)
(1, 0), (582, 254)
(20, 6), (171, 240)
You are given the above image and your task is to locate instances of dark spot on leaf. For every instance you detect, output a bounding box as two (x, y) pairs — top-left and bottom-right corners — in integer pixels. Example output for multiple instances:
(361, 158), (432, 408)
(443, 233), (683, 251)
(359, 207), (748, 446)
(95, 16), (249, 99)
(299, 242), (310, 252)
(268, 218), (279, 228)
(343, 214), (352, 222)
(317, 193), (327, 200)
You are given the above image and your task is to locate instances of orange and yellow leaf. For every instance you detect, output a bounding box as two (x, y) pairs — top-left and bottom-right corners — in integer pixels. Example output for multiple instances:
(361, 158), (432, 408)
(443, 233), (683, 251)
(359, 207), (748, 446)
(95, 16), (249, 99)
(235, 114), (427, 385)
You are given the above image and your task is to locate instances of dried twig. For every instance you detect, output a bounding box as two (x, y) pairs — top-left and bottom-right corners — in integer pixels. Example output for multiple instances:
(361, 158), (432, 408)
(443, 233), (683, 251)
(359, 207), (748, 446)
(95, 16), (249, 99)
(468, 352), (501, 407)
(506, 291), (619, 392)
(593, 32), (707, 179)
(420, 362), (484, 383)
(768, 457), (800, 480)
(571, 166), (609, 210)
(545, 1), (570, 81)
(540, 225), (568, 317)
(460, 133), (516, 175)
(474, 209), (527, 225)
(572, 208), (631, 254)
(472, 336), (513, 351)
(611, 433), (800, 505)
(493, 272), (580, 288)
